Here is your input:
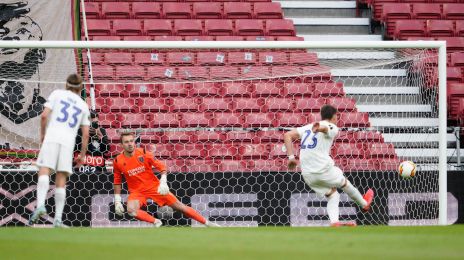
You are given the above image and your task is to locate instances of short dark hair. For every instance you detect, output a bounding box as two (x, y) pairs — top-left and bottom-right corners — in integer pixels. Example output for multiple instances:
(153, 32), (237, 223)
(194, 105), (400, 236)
(120, 132), (135, 143)
(320, 105), (337, 120)
(66, 73), (83, 88)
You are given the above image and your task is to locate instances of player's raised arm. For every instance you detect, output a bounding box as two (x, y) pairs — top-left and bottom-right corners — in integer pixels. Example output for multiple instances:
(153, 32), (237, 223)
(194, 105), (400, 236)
(284, 129), (300, 170)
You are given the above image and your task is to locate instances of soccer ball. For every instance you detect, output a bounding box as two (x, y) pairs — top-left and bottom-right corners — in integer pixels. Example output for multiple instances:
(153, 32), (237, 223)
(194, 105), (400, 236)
(398, 161), (416, 179)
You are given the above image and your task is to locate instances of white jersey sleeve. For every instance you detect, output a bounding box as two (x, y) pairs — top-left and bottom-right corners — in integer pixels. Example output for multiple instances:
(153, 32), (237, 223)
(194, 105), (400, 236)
(297, 120), (339, 173)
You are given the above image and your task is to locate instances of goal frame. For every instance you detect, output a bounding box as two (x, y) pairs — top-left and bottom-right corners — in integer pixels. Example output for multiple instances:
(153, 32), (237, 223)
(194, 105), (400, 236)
(0, 40), (447, 225)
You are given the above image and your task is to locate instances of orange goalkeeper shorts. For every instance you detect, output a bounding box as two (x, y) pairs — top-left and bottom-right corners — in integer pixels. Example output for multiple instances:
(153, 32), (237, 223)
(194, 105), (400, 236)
(128, 188), (178, 207)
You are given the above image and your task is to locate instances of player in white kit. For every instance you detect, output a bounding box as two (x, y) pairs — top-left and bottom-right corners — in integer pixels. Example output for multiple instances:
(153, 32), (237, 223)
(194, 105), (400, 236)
(29, 74), (90, 227)
(284, 104), (374, 227)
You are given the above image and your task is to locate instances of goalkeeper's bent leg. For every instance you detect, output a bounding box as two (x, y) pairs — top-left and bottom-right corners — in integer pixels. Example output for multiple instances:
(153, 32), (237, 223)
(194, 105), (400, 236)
(341, 179), (367, 208)
(129, 209), (157, 223)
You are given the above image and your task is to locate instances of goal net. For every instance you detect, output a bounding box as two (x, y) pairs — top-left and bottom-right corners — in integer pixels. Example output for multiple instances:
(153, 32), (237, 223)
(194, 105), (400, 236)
(0, 41), (448, 227)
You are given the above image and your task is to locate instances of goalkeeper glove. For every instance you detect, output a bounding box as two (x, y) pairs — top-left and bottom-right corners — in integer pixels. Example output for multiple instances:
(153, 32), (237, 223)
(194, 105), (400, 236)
(157, 174), (170, 195)
(114, 194), (125, 216)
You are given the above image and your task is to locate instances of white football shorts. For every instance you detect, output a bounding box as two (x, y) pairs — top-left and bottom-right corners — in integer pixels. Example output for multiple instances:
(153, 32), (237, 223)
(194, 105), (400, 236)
(301, 166), (346, 196)
(36, 142), (74, 175)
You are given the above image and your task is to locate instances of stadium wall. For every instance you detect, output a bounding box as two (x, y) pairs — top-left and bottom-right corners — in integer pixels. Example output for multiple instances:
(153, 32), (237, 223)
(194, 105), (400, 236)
(0, 170), (462, 227)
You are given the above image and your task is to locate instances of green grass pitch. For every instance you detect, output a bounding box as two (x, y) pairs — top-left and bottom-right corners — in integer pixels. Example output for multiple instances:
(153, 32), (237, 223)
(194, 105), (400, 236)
(1, 225), (463, 260)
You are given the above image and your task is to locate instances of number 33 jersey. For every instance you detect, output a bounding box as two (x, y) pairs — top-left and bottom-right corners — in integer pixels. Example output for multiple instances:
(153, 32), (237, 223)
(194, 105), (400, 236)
(296, 120), (339, 174)
(43, 89), (91, 147)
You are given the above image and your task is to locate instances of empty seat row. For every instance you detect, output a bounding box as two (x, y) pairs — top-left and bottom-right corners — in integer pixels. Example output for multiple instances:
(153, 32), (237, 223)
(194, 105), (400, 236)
(87, 35), (304, 41)
(83, 51), (319, 66)
(93, 81), (340, 98)
(96, 111), (368, 128)
(95, 96), (357, 113)
(88, 65), (331, 81)
(85, 19), (296, 36)
(386, 19), (464, 39)
(374, 3), (464, 21)
(84, 2), (282, 19)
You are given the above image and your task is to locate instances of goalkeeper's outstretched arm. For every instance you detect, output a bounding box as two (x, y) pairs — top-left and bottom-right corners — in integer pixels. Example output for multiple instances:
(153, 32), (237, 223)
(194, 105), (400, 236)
(284, 129), (300, 170)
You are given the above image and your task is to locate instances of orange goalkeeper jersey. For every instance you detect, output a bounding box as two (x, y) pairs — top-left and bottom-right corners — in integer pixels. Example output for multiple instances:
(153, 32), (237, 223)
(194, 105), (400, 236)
(113, 148), (166, 193)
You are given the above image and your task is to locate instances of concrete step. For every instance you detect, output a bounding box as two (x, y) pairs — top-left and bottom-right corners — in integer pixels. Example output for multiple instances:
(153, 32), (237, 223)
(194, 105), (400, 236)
(279, 1), (356, 8)
(345, 87), (420, 95)
(351, 94), (423, 105)
(293, 18), (370, 34)
(316, 51), (395, 60)
(369, 118), (438, 128)
(301, 34), (382, 41)
(357, 104), (432, 113)
(331, 69), (407, 77)
(335, 77), (409, 87)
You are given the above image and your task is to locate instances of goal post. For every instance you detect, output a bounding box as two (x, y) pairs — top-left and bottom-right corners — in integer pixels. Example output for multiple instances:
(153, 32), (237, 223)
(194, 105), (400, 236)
(0, 40), (448, 226)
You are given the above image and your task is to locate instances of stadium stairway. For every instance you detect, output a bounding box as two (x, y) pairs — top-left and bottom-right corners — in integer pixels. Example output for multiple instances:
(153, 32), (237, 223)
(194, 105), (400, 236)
(282, 0), (463, 167)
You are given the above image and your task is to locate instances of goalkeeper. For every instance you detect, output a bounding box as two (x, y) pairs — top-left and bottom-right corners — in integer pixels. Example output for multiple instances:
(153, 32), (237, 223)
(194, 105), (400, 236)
(113, 132), (219, 227)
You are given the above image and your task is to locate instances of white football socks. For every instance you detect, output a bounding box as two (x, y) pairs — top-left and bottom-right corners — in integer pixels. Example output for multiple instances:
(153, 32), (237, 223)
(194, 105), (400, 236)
(54, 188), (66, 222)
(326, 191), (340, 224)
(342, 181), (367, 208)
(36, 175), (50, 208)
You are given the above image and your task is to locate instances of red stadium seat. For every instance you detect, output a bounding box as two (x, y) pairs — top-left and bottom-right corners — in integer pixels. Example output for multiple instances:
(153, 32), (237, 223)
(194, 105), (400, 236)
(92, 65), (114, 80)
(447, 67), (463, 83)
(178, 66), (209, 80)
(190, 82), (220, 97)
(326, 97), (356, 111)
(113, 19), (142, 36)
(138, 98), (169, 112)
(197, 52), (226, 66)
(174, 20), (203, 36)
(443, 4), (464, 20)
(201, 98), (231, 112)
(206, 144), (238, 159)
(120, 113), (149, 128)
(451, 52), (464, 67)
(132, 2), (161, 19)
(448, 83), (464, 119)
(84, 2), (101, 19)
(313, 82), (345, 97)
(394, 20), (426, 40)
(150, 113), (180, 128)
(378, 158), (401, 171)
(228, 52), (257, 65)
(210, 66), (240, 79)
(354, 131), (383, 143)
(258, 52), (288, 65)
(270, 65), (302, 78)
(212, 113), (243, 127)
(149, 144), (173, 159)
(226, 131), (256, 143)
(163, 160), (186, 173)
(283, 83), (313, 97)
(233, 98), (262, 112)
(253, 83), (281, 97)
(154, 35), (183, 41)
(184, 36), (215, 41)
(245, 36), (275, 41)
(193, 2), (223, 19)
(139, 133), (163, 144)
(107, 97), (136, 113)
(166, 52), (194, 66)
(244, 113), (275, 127)
(186, 160), (218, 173)
(239, 144), (269, 159)
(82, 52), (104, 65)
(240, 66), (271, 78)
(126, 84), (157, 97)
(412, 4), (442, 19)
(221, 82), (251, 97)
(205, 20), (234, 36)
(91, 36), (121, 41)
(254, 2), (283, 19)
(289, 52), (319, 66)
(295, 98), (325, 112)
(159, 82), (189, 97)
(99, 113), (118, 128)
(381, 3), (411, 22)
(219, 160), (248, 172)
(122, 35), (152, 41)
(102, 2), (130, 19)
(163, 3), (191, 19)
(104, 52), (132, 65)
(86, 20), (111, 36)
(134, 52), (164, 66)
(339, 112), (370, 127)
(235, 20), (265, 36)
(442, 37), (464, 52)
(334, 143), (363, 158)
(174, 144), (206, 159)
(144, 20), (173, 36)
(115, 65), (145, 80)
(345, 159), (378, 171)
(195, 131), (224, 143)
(276, 113), (307, 127)
(224, 3), (252, 19)
(367, 143), (396, 158)
(276, 36), (304, 41)
(266, 20), (296, 36)
(96, 83), (126, 97)
(258, 131), (284, 143)
(301, 65), (332, 82)
(171, 98), (201, 112)
(457, 22), (464, 37)
(163, 132), (194, 143)
(250, 159), (283, 172)
(269, 143), (296, 158)
(265, 98), (293, 112)
(215, 36), (246, 41)
(427, 20), (454, 37)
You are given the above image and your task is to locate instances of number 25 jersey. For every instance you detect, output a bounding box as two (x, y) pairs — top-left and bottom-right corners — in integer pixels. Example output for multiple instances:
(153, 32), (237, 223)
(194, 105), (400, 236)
(43, 89), (91, 148)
